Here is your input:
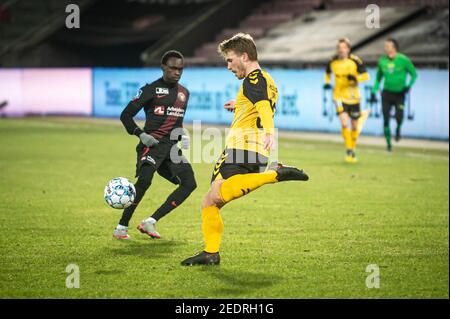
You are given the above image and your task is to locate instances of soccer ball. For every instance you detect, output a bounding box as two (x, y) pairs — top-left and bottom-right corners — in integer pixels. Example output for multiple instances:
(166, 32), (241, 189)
(104, 177), (136, 209)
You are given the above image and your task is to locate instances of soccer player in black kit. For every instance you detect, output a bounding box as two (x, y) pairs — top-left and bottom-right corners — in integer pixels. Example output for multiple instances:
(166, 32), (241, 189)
(113, 50), (197, 240)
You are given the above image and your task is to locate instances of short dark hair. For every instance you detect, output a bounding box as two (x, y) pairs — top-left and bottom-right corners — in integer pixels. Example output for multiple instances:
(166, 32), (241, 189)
(161, 50), (184, 65)
(386, 38), (399, 51)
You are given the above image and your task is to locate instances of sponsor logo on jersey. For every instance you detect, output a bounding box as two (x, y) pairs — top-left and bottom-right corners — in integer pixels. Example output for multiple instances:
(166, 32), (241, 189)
(141, 155), (156, 165)
(166, 106), (185, 117)
(154, 106), (165, 115)
(177, 92), (186, 102)
(248, 71), (259, 84)
(156, 87), (169, 95)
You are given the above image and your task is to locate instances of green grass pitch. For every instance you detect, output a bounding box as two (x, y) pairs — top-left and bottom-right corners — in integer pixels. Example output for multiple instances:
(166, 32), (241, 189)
(0, 117), (448, 298)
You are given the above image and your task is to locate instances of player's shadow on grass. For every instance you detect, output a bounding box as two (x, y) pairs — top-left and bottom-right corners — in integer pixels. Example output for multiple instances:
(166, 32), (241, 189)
(200, 267), (282, 296)
(109, 239), (186, 259)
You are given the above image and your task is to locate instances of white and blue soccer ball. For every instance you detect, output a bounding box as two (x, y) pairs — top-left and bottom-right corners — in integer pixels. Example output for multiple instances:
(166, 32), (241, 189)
(104, 177), (136, 209)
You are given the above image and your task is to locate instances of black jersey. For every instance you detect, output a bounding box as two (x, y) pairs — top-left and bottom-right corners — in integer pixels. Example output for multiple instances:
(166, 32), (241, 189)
(120, 77), (189, 144)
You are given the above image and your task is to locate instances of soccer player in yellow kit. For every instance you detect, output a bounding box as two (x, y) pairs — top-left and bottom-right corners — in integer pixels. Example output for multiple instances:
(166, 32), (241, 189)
(181, 33), (309, 266)
(324, 38), (370, 163)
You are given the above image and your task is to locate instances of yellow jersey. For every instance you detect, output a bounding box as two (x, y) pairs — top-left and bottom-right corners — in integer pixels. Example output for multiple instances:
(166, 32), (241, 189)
(226, 69), (278, 157)
(325, 54), (369, 105)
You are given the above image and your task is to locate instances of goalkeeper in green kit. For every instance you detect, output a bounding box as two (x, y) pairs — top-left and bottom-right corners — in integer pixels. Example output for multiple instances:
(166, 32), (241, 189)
(371, 38), (417, 151)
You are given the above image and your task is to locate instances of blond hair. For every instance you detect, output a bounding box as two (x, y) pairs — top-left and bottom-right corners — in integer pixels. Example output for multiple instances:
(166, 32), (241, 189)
(217, 33), (258, 61)
(338, 37), (351, 50)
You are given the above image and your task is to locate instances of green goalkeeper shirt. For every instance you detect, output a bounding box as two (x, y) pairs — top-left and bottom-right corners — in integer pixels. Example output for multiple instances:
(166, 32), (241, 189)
(372, 53), (417, 94)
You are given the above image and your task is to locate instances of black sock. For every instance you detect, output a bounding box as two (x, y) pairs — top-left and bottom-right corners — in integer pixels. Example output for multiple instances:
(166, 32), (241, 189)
(151, 183), (196, 221)
(151, 201), (177, 221)
(119, 186), (145, 227)
(118, 165), (155, 227)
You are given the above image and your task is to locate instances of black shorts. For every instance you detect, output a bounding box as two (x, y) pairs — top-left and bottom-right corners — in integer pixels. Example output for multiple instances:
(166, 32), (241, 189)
(336, 102), (361, 120)
(210, 148), (269, 183)
(381, 91), (406, 124)
(136, 142), (190, 184)
(382, 90), (405, 106)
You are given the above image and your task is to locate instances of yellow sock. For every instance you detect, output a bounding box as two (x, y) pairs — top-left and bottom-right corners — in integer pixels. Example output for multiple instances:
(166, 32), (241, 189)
(219, 171), (277, 203)
(202, 206), (224, 253)
(351, 129), (359, 150)
(341, 127), (352, 150)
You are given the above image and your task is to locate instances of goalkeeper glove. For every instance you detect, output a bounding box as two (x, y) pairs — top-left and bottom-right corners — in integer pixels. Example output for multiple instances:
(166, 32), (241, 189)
(403, 86), (410, 94)
(369, 93), (378, 103)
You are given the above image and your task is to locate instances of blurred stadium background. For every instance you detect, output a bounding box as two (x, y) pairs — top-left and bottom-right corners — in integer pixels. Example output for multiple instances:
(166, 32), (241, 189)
(0, 0), (448, 140)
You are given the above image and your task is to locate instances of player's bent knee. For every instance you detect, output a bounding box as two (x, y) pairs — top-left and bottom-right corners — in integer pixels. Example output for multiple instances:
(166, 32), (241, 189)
(179, 175), (197, 193)
(181, 179), (197, 193)
(201, 182), (224, 209)
(210, 180), (225, 205)
(135, 164), (155, 190)
(210, 190), (224, 206)
(177, 169), (197, 193)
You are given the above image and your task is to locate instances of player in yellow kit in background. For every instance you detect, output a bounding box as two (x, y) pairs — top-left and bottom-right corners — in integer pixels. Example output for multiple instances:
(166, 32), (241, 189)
(324, 38), (370, 163)
(181, 33), (309, 266)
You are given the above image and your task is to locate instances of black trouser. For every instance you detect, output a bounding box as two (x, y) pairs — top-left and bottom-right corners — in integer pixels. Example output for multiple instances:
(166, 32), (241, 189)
(119, 142), (197, 227)
(382, 90), (406, 128)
